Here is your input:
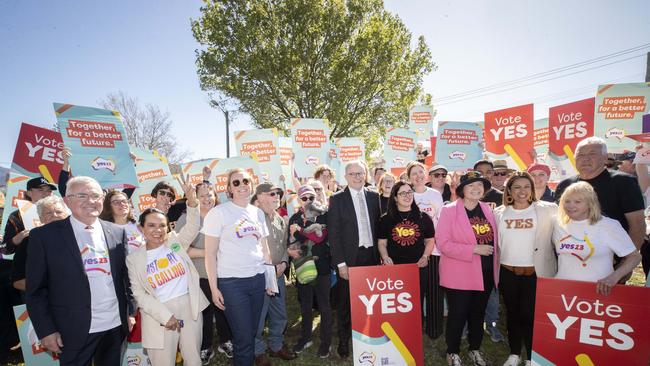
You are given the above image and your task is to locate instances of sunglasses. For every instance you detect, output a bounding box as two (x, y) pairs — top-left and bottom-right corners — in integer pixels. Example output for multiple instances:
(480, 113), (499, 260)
(301, 196), (315, 202)
(430, 172), (447, 178)
(263, 191), (279, 197)
(494, 171), (509, 177)
(157, 190), (175, 199)
(232, 178), (251, 187)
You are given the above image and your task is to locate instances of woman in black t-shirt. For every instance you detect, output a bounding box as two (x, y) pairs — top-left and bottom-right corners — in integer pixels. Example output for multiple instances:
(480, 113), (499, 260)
(377, 172), (396, 215)
(377, 181), (435, 317)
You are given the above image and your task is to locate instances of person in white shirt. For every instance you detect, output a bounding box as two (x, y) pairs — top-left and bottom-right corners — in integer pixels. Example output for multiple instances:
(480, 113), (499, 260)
(126, 176), (209, 366)
(203, 168), (274, 366)
(100, 190), (143, 254)
(494, 172), (558, 366)
(553, 181), (641, 295)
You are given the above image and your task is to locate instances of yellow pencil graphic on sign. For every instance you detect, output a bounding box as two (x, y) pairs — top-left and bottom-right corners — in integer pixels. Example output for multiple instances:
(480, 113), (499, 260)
(563, 144), (577, 170)
(503, 144), (526, 170)
(575, 353), (595, 366)
(38, 164), (55, 184)
(381, 321), (415, 366)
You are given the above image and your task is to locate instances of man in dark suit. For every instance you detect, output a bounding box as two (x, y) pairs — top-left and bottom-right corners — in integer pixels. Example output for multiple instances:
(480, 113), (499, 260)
(328, 160), (380, 359)
(26, 176), (133, 366)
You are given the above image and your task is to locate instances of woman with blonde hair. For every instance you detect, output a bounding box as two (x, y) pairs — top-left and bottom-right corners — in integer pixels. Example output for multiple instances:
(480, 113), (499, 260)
(203, 168), (274, 365)
(377, 173), (396, 214)
(494, 171), (558, 366)
(553, 182), (641, 296)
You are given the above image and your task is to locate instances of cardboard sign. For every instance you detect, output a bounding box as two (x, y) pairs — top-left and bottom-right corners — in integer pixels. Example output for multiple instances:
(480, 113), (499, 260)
(235, 128), (282, 185)
(409, 105), (434, 139)
(350, 264), (423, 366)
(533, 118), (549, 163)
(13, 304), (59, 366)
(12, 123), (64, 183)
(594, 83), (650, 153)
(334, 137), (365, 181)
(278, 137), (296, 193)
(290, 118), (330, 178)
(54, 103), (138, 189)
(16, 200), (41, 230)
(384, 128), (416, 174)
(0, 173), (30, 246)
(484, 104), (535, 170)
(130, 147), (180, 215)
(547, 98), (595, 181)
(435, 122), (483, 171)
(531, 277), (650, 366)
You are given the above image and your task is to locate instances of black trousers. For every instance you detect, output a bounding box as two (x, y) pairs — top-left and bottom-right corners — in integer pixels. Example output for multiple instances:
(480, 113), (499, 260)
(296, 274), (332, 348)
(444, 273), (494, 354)
(59, 325), (125, 366)
(199, 278), (233, 349)
(425, 256), (444, 339)
(0, 272), (20, 359)
(499, 267), (537, 360)
(337, 246), (377, 344)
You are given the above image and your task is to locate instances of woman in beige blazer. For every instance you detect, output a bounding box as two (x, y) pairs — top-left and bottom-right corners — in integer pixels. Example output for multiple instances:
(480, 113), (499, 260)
(127, 177), (209, 366)
(493, 171), (558, 366)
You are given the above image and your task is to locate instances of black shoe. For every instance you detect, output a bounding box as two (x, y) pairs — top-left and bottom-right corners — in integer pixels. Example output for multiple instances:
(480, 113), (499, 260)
(337, 343), (349, 358)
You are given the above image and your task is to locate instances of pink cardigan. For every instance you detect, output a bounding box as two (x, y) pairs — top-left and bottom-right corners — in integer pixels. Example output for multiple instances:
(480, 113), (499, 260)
(435, 199), (499, 291)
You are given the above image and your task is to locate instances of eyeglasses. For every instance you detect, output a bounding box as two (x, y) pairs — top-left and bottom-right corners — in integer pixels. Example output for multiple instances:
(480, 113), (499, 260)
(157, 190), (175, 199)
(67, 192), (104, 201)
(301, 196), (315, 202)
(494, 171), (509, 177)
(347, 172), (365, 178)
(397, 190), (414, 197)
(111, 199), (129, 206)
(430, 172), (447, 178)
(232, 178), (251, 187)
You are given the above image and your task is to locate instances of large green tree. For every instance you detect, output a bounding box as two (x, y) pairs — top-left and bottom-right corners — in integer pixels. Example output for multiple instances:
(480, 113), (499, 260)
(192, 0), (434, 153)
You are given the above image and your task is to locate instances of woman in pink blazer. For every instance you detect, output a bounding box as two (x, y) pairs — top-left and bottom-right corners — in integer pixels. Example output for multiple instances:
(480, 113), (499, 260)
(436, 171), (499, 366)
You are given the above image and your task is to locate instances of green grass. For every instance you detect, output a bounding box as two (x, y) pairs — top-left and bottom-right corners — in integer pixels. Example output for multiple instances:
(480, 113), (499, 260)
(5, 265), (648, 366)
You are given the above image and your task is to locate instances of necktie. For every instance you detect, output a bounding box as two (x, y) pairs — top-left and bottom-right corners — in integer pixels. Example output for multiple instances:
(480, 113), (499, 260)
(357, 191), (371, 247)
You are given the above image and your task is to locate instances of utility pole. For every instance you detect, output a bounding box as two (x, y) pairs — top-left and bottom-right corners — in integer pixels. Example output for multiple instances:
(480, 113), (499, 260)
(646, 52), (650, 82)
(225, 110), (230, 157)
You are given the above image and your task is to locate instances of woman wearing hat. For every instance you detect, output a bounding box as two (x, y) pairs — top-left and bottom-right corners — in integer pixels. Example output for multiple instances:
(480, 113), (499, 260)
(527, 163), (555, 202)
(287, 184), (332, 358)
(493, 172), (558, 366)
(436, 171), (499, 366)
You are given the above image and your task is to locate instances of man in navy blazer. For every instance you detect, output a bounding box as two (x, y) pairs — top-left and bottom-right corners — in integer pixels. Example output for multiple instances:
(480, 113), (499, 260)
(26, 176), (133, 366)
(328, 160), (380, 359)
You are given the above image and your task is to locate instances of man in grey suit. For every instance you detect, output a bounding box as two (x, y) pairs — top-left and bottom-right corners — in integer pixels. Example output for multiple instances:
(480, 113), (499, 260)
(328, 160), (380, 359)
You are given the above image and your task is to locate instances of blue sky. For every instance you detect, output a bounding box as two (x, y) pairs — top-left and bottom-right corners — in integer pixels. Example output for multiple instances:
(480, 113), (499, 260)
(1, 0), (648, 167)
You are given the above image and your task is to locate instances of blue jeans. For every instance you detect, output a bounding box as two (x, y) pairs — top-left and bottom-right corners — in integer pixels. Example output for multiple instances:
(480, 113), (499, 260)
(219, 273), (265, 366)
(484, 288), (500, 325)
(255, 275), (287, 355)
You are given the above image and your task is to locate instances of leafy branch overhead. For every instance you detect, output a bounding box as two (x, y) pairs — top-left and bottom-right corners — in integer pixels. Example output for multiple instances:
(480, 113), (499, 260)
(192, 0), (434, 152)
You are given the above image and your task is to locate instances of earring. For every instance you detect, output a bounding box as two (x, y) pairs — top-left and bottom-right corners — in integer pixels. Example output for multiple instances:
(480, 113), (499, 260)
(505, 195), (514, 204)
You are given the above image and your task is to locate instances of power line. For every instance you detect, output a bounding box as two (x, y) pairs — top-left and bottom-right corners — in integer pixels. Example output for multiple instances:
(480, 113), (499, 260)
(434, 53), (646, 106)
(432, 43), (650, 103)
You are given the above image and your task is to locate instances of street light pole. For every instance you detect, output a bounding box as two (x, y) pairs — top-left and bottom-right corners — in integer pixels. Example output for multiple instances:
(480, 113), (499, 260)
(225, 110), (230, 157)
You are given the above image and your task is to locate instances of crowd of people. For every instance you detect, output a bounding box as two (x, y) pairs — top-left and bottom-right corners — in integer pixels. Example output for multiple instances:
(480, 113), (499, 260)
(0, 135), (647, 366)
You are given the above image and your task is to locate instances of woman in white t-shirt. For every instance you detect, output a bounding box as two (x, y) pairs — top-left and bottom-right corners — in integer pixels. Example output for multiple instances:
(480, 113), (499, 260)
(126, 176), (209, 366)
(553, 181), (641, 295)
(494, 171), (558, 366)
(203, 168), (274, 366)
(100, 190), (144, 254)
(406, 161), (444, 338)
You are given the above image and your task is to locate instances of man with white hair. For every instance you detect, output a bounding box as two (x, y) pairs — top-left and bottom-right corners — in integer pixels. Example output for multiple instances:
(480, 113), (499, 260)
(555, 137), (645, 251)
(12, 195), (69, 292)
(26, 176), (133, 366)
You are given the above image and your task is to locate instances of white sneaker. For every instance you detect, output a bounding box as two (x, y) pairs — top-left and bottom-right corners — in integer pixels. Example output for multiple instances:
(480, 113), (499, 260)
(503, 354), (520, 366)
(469, 350), (489, 366)
(447, 353), (462, 366)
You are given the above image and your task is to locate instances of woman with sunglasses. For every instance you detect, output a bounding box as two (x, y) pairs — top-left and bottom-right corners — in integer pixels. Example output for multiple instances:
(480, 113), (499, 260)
(287, 184), (333, 358)
(151, 181), (178, 215)
(174, 183), (234, 362)
(100, 190), (143, 253)
(377, 173), (397, 214)
(493, 172), (558, 366)
(203, 168), (274, 366)
(126, 177), (209, 366)
(377, 181), (435, 317)
(436, 171), (499, 366)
